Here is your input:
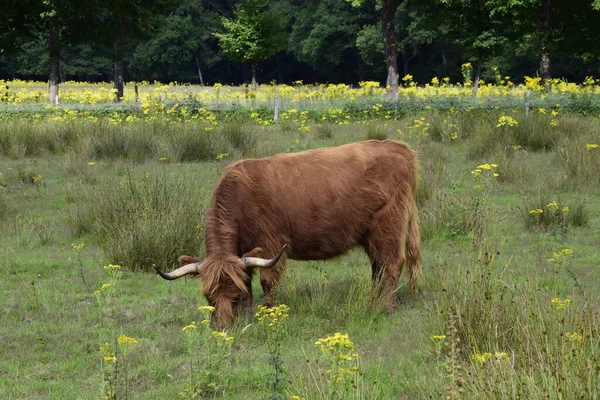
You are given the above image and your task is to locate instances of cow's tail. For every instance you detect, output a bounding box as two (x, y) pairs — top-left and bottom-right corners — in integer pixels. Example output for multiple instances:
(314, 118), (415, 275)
(405, 202), (422, 290)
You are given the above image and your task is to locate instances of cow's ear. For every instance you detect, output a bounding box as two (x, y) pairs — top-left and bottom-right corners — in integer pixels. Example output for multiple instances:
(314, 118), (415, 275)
(242, 247), (263, 258)
(179, 255), (201, 266)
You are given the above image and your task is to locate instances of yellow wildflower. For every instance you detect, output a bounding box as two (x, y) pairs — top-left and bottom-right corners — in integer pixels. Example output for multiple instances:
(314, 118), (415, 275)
(497, 115), (518, 127)
(117, 335), (138, 346)
(586, 143), (599, 150)
(548, 249), (574, 263)
(551, 298), (571, 311)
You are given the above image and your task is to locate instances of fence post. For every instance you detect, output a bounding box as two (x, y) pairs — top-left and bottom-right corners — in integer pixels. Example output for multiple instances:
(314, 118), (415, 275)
(55, 94), (59, 106)
(525, 89), (531, 116)
(273, 93), (279, 122)
(134, 84), (139, 104)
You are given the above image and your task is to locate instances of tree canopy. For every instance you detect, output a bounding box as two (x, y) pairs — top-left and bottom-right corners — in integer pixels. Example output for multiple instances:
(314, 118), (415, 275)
(2, 0), (600, 89)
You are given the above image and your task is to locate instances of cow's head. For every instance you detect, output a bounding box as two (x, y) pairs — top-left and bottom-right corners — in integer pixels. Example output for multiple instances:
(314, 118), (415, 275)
(155, 245), (287, 327)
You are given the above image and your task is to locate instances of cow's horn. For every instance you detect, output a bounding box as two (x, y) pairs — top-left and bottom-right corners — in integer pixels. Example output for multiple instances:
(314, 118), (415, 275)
(154, 262), (201, 280)
(241, 244), (287, 268)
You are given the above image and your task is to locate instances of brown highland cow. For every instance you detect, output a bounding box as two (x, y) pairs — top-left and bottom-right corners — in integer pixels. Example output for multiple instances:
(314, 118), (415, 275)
(155, 139), (421, 326)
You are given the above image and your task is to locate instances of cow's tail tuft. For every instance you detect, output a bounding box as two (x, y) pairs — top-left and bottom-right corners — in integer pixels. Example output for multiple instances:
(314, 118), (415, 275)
(405, 203), (422, 290)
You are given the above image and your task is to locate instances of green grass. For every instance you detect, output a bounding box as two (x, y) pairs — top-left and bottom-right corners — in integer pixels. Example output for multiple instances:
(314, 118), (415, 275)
(1, 111), (599, 399)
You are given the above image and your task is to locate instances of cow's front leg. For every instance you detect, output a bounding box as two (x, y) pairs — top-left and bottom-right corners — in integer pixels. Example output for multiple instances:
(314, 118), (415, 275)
(259, 265), (283, 308)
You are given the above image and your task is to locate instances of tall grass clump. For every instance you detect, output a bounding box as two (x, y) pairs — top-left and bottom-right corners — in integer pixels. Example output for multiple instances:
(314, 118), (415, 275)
(68, 169), (205, 271)
(464, 112), (514, 160)
(434, 251), (599, 398)
(0, 119), (59, 157)
(218, 122), (258, 157)
(365, 123), (388, 140)
(555, 137), (600, 186)
(89, 121), (157, 162)
(510, 112), (559, 151)
(164, 123), (225, 162)
(415, 141), (451, 206)
(521, 196), (589, 232)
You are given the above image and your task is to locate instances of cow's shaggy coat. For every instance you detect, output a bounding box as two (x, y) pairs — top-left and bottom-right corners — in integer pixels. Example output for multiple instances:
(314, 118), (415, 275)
(157, 140), (421, 326)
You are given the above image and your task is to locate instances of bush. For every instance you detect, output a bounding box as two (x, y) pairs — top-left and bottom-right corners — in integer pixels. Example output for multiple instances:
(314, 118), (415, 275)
(520, 195), (588, 233)
(365, 123), (388, 140)
(218, 123), (257, 156)
(69, 169), (206, 271)
(555, 136), (600, 186)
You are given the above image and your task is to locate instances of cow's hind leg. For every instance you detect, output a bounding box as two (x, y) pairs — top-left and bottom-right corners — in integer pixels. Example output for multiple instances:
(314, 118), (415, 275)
(367, 206), (409, 312)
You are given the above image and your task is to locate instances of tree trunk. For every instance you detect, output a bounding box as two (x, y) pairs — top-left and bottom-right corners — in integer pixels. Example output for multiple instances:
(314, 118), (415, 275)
(48, 18), (60, 104)
(473, 57), (482, 96)
(251, 63), (257, 90)
(195, 53), (204, 86)
(538, 0), (552, 84)
(113, 5), (126, 102)
(381, 0), (400, 98)
(440, 43), (448, 76)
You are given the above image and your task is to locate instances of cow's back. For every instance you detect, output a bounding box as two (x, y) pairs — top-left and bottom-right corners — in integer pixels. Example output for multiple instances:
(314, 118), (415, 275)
(217, 140), (418, 260)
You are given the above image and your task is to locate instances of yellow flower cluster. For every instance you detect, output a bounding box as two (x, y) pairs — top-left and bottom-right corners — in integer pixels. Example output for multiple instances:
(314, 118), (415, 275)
(497, 115), (518, 127)
(103, 264), (121, 270)
(566, 332), (583, 341)
(255, 304), (290, 329)
(117, 334), (138, 347)
(551, 298), (572, 311)
(471, 351), (509, 363)
(315, 333), (358, 362)
(430, 335), (446, 341)
(547, 248), (574, 263)
(471, 163), (499, 180)
(529, 209), (543, 215)
(99, 343), (117, 362)
(71, 243), (85, 251)
(586, 143), (599, 150)
(1, 76), (598, 106)
(212, 330), (235, 342)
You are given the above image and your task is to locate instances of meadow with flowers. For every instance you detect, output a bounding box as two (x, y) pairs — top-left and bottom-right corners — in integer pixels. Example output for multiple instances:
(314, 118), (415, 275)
(1, 78), (600, 399)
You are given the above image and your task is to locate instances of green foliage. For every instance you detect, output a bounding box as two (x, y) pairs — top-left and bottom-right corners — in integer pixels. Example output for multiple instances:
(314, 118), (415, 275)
(218, 122), (258, 156)
(365, 122), (388, 140)
(356, 24), (384, 66)
(69, 169), (205, 272)
(2, 108), (600, 398)
(214, 0), (288, 67)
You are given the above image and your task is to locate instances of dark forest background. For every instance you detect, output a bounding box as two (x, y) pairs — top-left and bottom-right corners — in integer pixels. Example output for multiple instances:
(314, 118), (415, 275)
(2, 0), (600, 87)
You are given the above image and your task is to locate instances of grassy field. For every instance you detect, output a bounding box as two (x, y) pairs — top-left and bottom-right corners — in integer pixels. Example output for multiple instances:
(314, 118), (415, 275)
(1, 110), (599, 399)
